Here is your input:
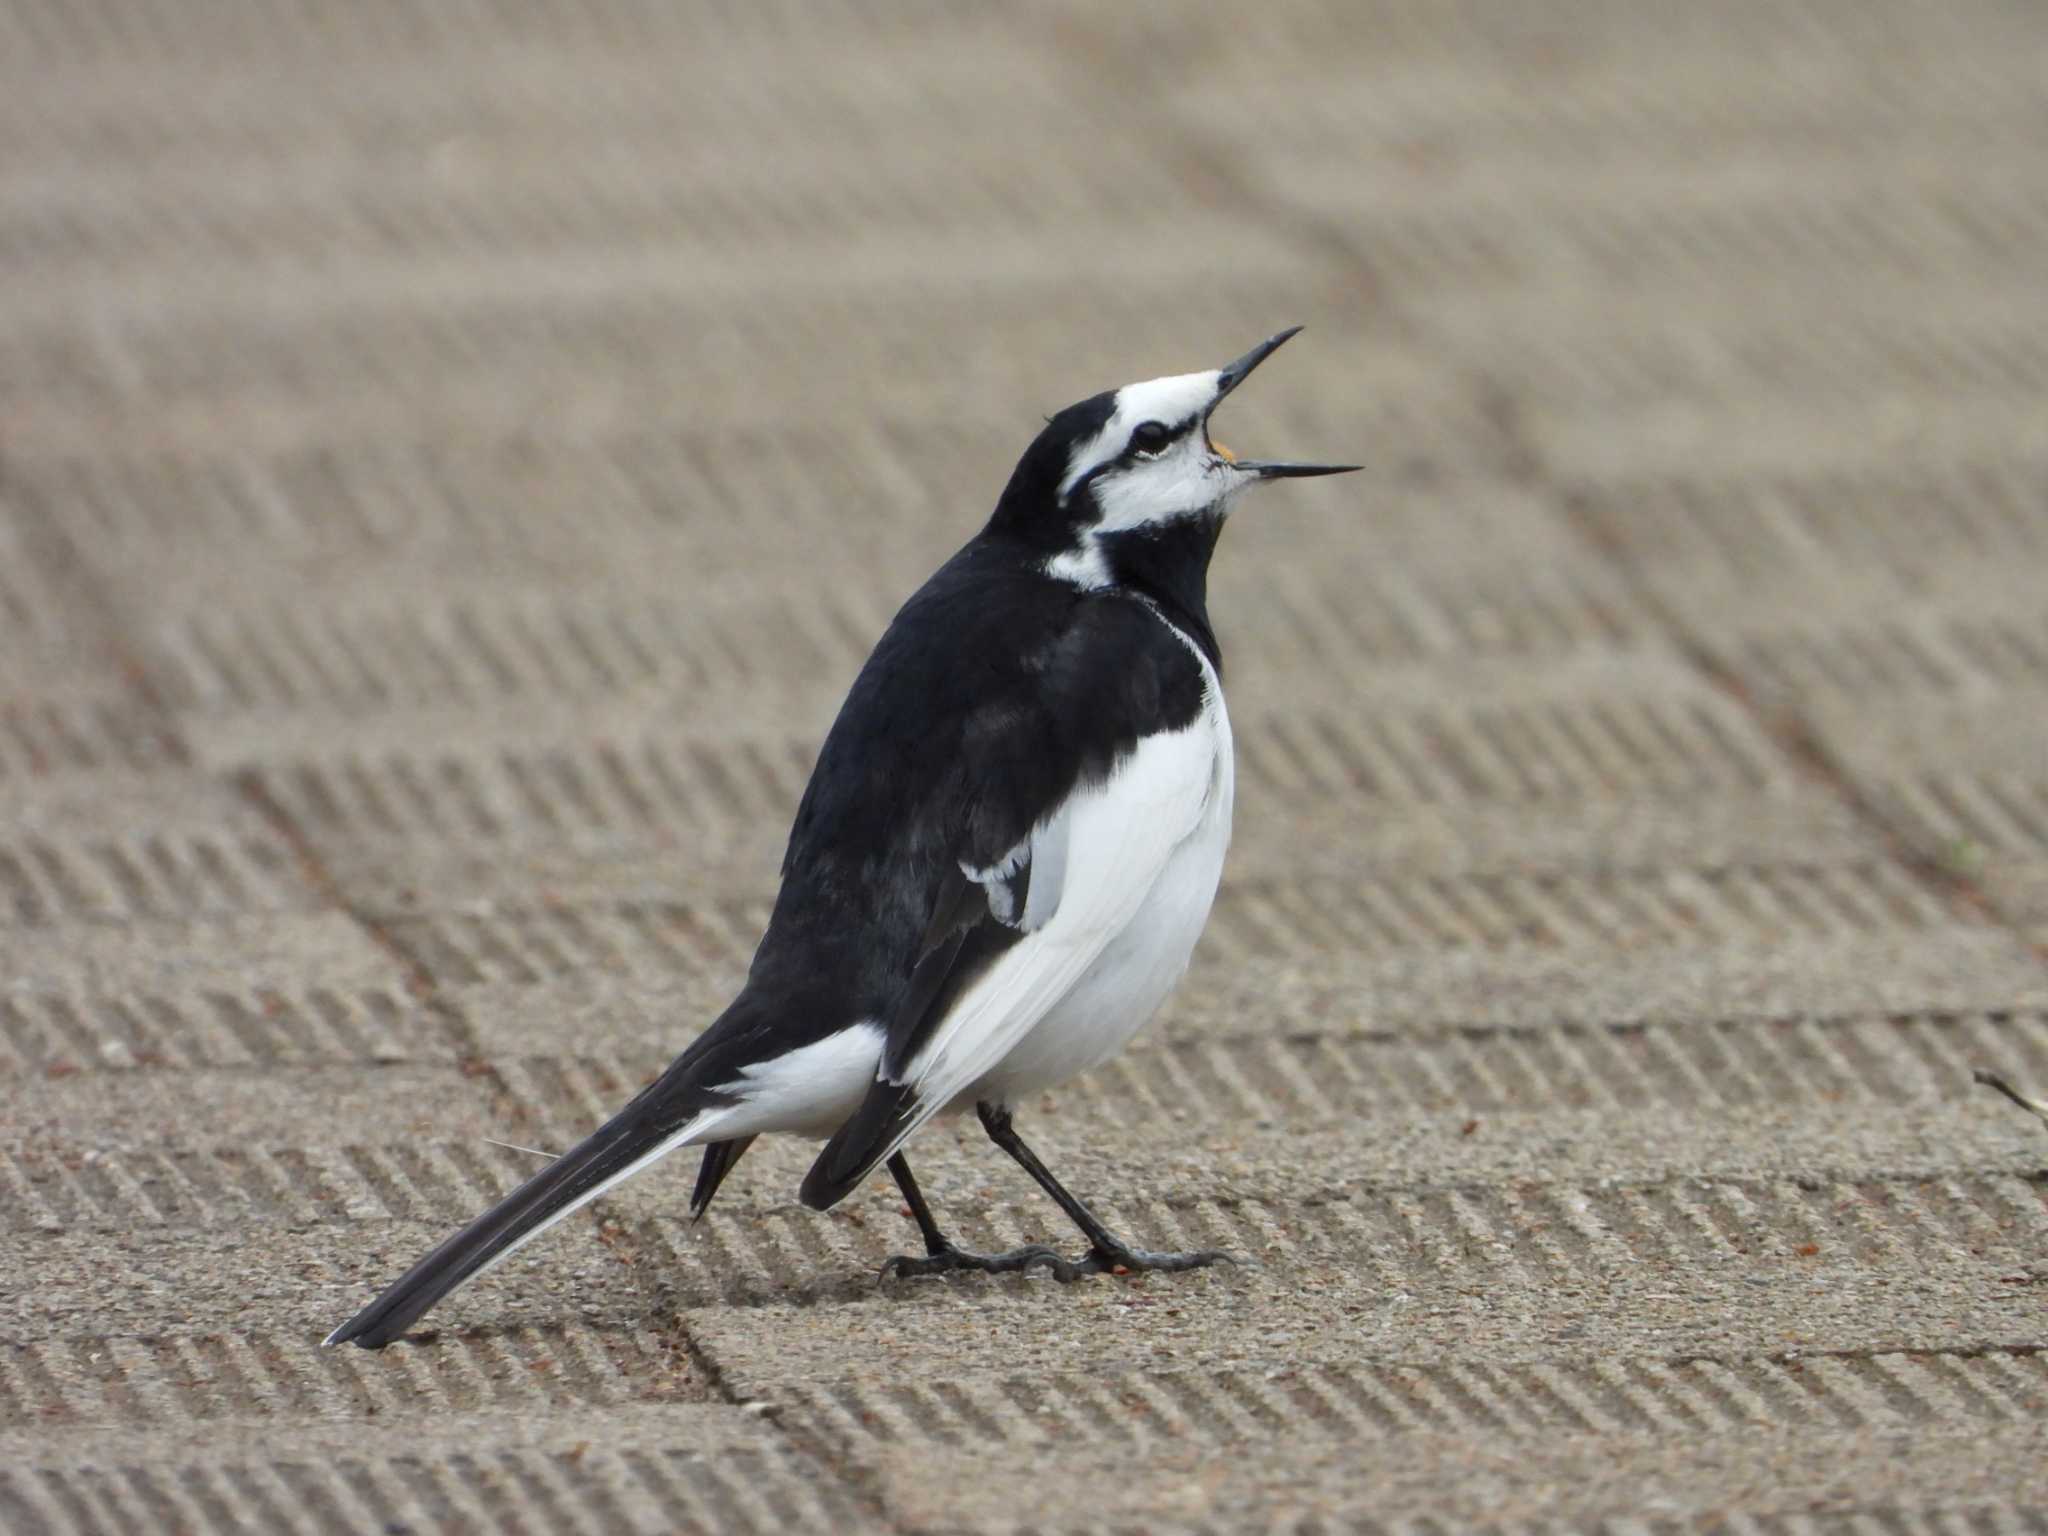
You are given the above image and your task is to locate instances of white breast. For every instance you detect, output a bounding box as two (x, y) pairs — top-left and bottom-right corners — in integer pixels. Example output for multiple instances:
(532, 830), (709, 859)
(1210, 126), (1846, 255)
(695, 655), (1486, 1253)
(977, 645), (1234, 1101)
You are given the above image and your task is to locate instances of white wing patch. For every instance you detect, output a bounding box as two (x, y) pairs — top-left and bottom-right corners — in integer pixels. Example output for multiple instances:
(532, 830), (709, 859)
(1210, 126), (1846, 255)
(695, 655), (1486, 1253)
(963, 804), (1072, 931)
(893, 704), (1221, 1113)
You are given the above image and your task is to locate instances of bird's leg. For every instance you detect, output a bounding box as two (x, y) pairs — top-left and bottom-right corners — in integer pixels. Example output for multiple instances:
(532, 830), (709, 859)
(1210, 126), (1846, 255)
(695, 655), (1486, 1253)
(887, 1152), (951, 1254)
(976, 1101), (1234, 1278)
(877, 1152), (1066, 1279)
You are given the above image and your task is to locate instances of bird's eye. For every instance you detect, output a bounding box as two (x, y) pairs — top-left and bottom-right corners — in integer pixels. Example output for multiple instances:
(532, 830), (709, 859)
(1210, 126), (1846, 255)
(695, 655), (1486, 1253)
(1129, 421), (1174, 456)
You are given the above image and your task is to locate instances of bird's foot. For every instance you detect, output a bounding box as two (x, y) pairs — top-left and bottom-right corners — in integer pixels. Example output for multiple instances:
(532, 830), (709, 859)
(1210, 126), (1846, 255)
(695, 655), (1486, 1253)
(879, 1242), (1068, 1280)
(1059, 1241), (1236, 1279)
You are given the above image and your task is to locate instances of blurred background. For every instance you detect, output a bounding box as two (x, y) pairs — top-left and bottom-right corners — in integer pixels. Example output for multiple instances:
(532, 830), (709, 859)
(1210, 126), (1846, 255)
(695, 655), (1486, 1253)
(5, 2), (2048, 1531)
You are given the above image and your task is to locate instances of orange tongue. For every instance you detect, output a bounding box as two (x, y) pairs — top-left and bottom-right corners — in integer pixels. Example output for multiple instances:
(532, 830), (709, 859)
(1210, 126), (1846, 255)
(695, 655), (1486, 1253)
(1211, 440), (1237, 463)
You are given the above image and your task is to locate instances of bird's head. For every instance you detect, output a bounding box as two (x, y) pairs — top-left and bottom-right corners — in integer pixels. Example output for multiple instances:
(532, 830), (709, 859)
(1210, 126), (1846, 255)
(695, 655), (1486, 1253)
(990, 327), (1358, 588)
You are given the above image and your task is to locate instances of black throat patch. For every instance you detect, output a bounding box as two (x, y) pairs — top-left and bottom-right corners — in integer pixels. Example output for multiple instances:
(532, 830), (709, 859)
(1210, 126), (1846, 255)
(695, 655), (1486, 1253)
(1095, 514), (1226, 673)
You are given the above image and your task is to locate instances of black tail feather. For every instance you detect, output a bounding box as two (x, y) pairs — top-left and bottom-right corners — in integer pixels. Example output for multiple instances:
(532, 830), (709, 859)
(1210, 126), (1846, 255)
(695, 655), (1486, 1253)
(324, 1098), (708, 1350)
(799, 1079), (921, 1211)
(689, 1136), (757, 1219)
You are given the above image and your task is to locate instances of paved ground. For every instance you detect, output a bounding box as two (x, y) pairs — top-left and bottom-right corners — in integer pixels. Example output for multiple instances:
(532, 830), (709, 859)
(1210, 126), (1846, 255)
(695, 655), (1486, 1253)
(3, 1), (2047, 1530)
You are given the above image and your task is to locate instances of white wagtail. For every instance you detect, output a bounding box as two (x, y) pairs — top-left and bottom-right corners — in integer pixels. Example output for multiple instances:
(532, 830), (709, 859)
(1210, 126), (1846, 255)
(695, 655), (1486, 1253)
(326, 328), (1355, 1348)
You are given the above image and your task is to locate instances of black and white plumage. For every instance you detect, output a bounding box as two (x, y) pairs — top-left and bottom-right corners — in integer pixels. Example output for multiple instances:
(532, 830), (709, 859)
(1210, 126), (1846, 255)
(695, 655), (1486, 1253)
(325, 328), (1356, 1348)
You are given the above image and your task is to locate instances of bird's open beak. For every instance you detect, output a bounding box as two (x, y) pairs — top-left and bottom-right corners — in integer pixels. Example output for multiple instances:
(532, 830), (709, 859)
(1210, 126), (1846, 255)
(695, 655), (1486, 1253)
(1213, 327), (1302, 403)
(1207, 326), (1361, 481)
(1228, 457), (1361, 479)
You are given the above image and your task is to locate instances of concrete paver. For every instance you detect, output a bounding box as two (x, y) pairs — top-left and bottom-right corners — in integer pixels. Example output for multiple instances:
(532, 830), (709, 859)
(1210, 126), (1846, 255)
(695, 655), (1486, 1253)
(5, 1), (2046, 1530)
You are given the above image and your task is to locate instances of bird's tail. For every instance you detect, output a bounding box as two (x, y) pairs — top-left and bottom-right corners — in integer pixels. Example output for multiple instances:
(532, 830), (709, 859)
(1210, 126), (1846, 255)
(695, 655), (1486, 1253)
(324, 1077), (724, 1350)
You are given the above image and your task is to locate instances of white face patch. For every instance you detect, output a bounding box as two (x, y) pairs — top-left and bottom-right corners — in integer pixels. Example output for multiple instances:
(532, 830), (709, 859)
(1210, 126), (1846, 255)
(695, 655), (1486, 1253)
(1058, 370), (1224, 504)
(1088, 430), (1241, 536)
(1045, 369), (1255, 590)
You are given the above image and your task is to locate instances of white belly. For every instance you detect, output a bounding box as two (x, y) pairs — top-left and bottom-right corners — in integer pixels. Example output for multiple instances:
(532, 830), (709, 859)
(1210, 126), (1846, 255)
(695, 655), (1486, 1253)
(978, 689), (1234, 1101)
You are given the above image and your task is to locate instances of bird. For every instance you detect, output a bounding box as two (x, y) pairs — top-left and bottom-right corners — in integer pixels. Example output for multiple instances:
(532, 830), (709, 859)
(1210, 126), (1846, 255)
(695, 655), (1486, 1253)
(324, 327), (1357, 1348)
